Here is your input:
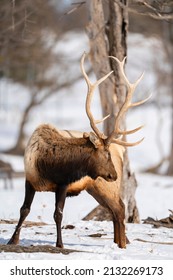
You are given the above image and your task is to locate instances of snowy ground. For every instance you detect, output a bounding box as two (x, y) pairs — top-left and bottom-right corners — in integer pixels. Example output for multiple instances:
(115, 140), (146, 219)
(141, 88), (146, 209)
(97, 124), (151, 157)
(0, 169), (173, 260)
(0, 32), (173, 260)
(0, 220), (173, 260)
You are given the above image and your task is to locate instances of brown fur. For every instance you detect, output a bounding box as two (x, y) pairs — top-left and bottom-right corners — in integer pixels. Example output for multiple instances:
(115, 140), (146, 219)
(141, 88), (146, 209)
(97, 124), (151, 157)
(24, 124), (117, 191)
(66, 142), (124, 196)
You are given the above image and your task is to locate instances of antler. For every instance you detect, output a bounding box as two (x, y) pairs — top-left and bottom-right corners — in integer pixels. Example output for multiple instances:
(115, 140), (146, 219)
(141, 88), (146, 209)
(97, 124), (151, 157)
(81, 52), (113, 140)
(105, 56), (151, 147)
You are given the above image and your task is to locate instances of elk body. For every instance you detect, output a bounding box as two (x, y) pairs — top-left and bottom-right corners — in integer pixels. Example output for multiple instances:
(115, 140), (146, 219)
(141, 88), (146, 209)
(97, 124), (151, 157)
(8, 53), (150, 249)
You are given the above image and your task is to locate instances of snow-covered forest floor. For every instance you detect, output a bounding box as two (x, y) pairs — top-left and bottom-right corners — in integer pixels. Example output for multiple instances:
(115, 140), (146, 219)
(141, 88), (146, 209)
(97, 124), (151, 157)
(0, 32), (173, 260)
(0, 164), (173, 260)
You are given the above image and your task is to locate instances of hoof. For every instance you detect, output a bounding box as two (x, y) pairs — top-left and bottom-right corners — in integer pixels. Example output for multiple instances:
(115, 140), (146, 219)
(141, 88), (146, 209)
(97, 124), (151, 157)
(56, 243), (63, 249)
(7, 237), (19, 245)
(126, 236), (130, 244)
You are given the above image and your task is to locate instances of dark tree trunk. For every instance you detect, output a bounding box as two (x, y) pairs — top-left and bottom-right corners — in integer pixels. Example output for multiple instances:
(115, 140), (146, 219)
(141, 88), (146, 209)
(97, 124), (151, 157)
(6, 100), (35, 155)
(86, 0), (139, 222)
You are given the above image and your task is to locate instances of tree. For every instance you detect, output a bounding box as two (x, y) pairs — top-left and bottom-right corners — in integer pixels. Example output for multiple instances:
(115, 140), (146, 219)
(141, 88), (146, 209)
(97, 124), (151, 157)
(86, 0), (139, 222)
(0, 0), (84, 154)
(129, 0), (173, 175)
(165, 17), (173, 175)
(0, 0), (59, 83)
(84, 0), (173, 222)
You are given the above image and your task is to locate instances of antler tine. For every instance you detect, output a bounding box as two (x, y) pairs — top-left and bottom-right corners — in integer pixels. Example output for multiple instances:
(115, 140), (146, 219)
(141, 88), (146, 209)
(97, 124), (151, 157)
(112, 137), (145, 147)
(95, 114), (110, 124)
(130, 93), (152, 107)
(81, 52), (113, 139)
(118, 125), (144, 135)
(105, 56), (151, 147)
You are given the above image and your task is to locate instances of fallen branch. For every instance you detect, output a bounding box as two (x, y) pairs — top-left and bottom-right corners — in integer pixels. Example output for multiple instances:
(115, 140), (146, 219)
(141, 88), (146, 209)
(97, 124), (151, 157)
(88, 233), (107, 238)
(0, 219), (47, 227)
(0, 244), (87, 254)
(142, 210), (173, 228)
(134, 238), (173, 245)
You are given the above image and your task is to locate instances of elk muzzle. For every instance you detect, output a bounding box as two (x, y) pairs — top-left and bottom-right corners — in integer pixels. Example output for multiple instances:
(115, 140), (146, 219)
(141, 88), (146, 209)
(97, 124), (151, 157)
(100, 167), (117, 182)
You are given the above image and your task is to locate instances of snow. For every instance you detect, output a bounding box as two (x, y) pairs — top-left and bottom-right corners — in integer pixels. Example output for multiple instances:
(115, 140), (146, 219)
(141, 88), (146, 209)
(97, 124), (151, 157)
(1, 221), (173, 260)
(136, 173), (173, 220)
(0, 32), (173, 261)
(0, 166), (173, 260)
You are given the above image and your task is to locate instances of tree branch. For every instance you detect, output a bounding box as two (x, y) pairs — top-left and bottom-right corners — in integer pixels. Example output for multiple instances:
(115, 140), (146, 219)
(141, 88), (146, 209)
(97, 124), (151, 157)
(113, 0), (173, 20)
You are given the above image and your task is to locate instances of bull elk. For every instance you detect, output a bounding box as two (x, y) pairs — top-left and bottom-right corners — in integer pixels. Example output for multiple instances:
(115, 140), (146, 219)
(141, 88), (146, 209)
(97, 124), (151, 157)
(8, 53), (150, 249)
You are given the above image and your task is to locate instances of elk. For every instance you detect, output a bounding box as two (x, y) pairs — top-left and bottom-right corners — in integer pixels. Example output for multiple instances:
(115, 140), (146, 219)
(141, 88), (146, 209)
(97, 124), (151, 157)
(7, 53), (150, 249)
(58, 55), (150, 249)
(0, 159), (13, 189)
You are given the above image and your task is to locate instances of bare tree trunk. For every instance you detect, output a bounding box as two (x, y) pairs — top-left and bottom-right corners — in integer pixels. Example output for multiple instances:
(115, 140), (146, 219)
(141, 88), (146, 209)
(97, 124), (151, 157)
(86, 0), (139, 222)
(6, 100), (35, 155)
(86, 0), (116, 134)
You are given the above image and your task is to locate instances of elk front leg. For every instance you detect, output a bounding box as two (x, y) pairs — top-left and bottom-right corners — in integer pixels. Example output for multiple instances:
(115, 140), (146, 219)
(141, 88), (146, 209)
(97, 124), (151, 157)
(113, 218), (126, 248)
(7, 180), (35, 245)
(112, 199), (127, 249)
(54, 186), (67, 248)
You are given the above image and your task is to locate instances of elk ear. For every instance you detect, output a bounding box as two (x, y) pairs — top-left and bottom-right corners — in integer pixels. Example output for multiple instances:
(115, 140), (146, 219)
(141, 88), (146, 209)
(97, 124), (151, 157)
(83, 132), (89, 139)
(89, 132), (102, 148)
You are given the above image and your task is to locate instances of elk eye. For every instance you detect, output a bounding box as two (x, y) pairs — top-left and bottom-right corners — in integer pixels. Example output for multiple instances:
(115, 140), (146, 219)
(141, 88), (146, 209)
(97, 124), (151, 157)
(107, 174), (113, 180)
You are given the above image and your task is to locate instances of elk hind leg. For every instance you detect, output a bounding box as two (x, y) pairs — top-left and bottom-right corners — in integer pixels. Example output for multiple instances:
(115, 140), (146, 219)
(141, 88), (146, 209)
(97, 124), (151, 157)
(54, 186), (67, 248)
(7, 180), (35, 245)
